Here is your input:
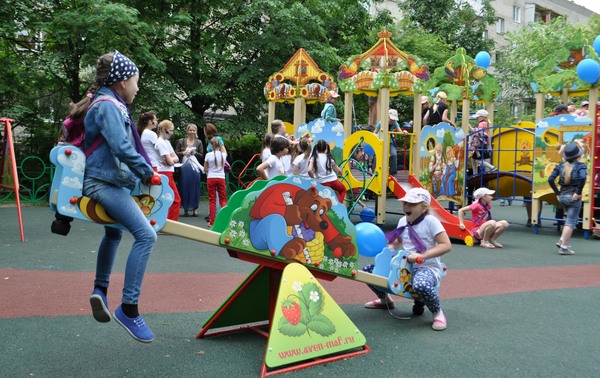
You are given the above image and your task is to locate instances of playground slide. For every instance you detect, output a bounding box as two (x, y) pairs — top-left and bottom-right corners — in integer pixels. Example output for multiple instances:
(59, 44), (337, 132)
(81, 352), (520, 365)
(387, 174), (475, 246)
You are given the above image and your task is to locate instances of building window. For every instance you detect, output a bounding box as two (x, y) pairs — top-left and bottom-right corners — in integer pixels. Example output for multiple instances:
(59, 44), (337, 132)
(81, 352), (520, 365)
(513, 6), (521, 23)
(496, 18), (505, 34)
(482, 30), (488, 39)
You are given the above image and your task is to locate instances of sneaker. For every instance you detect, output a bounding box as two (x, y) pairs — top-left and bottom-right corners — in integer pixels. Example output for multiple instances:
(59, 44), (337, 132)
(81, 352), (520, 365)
(364, 294), (394, 309)
(555, 240), (562, 248)
(432, 310), (447, 331)
(90, 288), (111, 323)
(499, 200), (506, 206)
(113, 305), (155, 343)
(558, 246), (575, 255)
(526, 219), (532, 227)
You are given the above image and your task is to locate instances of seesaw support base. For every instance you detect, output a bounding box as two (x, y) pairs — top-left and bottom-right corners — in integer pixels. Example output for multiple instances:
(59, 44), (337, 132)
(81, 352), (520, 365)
(197, 254), (369, 377)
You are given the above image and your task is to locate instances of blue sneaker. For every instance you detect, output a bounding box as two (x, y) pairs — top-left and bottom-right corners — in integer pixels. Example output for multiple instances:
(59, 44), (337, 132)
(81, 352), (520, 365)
(90, 288), (111, 323)
(113, 305), (155, 343)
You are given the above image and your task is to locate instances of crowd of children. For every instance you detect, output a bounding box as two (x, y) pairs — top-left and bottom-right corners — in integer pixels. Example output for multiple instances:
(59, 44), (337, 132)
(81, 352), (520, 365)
(256, 119), (349, 206)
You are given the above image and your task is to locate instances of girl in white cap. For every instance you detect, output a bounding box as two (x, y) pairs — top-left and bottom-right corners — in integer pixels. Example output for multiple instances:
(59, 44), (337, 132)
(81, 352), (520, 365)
(548, 142), (587, 255)
(458, 187), (509, 248)
(469, 109), (496, 173)
(363, 187), (452, 331)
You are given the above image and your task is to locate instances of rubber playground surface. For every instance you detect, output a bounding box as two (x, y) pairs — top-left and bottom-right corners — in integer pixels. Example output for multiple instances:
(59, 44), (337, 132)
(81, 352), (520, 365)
(1, 201), (599, 377)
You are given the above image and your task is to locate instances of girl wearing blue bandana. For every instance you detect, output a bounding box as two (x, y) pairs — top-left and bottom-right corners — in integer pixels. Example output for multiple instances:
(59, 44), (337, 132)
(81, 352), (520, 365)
(363, 187), (451, 331)
(78, 51), (157, 343)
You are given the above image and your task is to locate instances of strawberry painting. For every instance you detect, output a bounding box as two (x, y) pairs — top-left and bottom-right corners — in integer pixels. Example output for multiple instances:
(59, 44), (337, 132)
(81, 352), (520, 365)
(277, 281), (335, 337)
(281, 300), (301, 326)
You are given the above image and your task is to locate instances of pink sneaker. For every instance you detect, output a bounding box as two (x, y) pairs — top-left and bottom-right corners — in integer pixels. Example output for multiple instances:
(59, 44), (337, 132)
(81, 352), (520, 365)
(432, 310), (447, 331)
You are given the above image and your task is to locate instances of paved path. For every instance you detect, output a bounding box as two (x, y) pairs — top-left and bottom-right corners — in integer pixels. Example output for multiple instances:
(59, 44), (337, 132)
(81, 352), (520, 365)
(1, 204), (599, 377)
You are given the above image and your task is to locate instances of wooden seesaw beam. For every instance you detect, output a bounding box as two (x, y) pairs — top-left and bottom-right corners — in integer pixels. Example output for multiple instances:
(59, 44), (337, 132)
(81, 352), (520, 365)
(160, 219), (389, 288)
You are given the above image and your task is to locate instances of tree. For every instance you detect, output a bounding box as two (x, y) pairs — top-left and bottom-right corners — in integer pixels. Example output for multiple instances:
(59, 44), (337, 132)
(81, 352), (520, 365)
(493, 17), (586, 111)
(398, 0), (496, 56)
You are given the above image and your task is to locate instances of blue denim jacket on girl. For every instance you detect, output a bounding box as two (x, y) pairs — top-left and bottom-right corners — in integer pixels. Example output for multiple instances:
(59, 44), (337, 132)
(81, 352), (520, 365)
(548, 161), (587, 197)
(84, 87), (154, 189)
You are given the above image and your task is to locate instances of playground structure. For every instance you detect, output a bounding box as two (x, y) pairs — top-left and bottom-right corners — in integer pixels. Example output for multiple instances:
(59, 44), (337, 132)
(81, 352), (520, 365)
(273, 29), (600, 240)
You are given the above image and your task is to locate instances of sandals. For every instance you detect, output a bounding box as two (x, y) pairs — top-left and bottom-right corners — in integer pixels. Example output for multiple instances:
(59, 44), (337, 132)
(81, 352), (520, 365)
(490, 240), (503, 248)
(480, 241), (496, 249)
(364, 295), (394, 309)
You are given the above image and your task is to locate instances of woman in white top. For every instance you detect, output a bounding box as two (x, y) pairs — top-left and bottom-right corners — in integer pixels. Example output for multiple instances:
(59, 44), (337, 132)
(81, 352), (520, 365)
(292, 137), (312, 179)
(156, 120), (180, 221)
(256, 136), (290, 180)
(203, 137), (228, 227)
(136, 111), (160, 170)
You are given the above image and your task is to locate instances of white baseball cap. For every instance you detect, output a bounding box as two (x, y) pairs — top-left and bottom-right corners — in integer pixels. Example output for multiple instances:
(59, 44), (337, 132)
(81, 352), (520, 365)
(474, 187), (495, 199)
(388, 109), (399, 121)
(470, 109), (489, 119)
(399, 187), (431, 205)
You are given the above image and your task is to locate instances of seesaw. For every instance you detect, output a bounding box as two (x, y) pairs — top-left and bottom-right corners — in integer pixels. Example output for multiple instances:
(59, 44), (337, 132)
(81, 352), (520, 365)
(50, 146), (438, 377)
(49, 145), (174, 231)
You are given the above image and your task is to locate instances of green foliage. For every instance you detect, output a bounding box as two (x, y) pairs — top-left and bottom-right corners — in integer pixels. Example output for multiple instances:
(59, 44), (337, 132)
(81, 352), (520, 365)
(224, 132), (262, 162)
(398, 0), (496, 55)
(494, 18), (586, 104)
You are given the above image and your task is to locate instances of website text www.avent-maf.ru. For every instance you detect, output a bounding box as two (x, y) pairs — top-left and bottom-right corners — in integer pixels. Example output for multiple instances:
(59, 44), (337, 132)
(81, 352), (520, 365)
(277, 336), (356, 360)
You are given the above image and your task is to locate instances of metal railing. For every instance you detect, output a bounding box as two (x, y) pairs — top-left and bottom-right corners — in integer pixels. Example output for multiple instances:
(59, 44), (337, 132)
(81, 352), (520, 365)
(0, 155), (255, 205)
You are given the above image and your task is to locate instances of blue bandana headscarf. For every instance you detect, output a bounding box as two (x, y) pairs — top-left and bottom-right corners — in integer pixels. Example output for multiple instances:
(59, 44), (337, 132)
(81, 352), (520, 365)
(103, 50), (139, 87)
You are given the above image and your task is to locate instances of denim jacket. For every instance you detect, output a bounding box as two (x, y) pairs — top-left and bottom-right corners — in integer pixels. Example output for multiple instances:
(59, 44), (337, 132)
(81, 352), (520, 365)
(84, 87), (154, 190)
(548, 161), (587, 196)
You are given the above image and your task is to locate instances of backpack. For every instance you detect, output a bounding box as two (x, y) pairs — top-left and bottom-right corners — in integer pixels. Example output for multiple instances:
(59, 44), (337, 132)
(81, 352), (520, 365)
(57, 95), (121, 157)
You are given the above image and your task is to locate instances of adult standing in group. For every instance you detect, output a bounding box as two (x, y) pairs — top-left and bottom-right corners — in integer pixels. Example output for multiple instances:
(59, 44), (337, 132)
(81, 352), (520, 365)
(176, 124), (204, 217)
(373, 109), (405, 176)
(204, 123), (224, 152)
(423, 91), (455, 127)
(136, 111), (160, 171)
(156, 120), (181, 221)
(82, 51), (158, 343)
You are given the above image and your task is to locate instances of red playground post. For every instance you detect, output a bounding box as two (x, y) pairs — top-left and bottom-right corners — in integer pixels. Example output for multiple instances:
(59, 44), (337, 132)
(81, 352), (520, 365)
(0, 118), (25, 241)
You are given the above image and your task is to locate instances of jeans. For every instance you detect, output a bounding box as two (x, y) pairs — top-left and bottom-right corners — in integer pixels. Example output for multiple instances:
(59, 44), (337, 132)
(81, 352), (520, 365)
(389, 143), (398, 175)
(83, 177), (157, 305)
(559, 194), (582, 229)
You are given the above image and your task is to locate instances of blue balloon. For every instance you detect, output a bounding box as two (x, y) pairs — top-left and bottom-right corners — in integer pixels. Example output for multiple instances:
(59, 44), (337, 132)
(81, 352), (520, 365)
(593, 35), (600, 55)
(475, 51), (491, 69)
(355, 222), (386, 257)
(359, 207), (376, 222)
(576, 59), (600, 84)
(363, 143), (375, 157)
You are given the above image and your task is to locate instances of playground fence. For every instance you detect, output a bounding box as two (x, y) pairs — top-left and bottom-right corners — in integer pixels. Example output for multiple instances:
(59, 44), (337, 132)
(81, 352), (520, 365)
(0, 155), (255, 205)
